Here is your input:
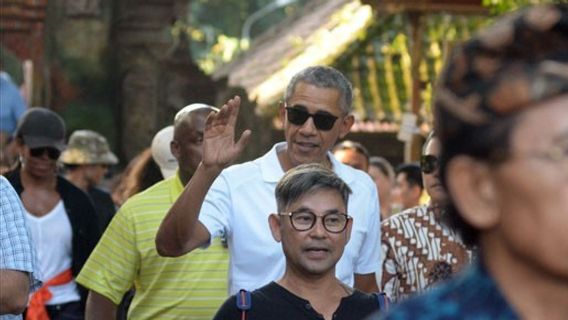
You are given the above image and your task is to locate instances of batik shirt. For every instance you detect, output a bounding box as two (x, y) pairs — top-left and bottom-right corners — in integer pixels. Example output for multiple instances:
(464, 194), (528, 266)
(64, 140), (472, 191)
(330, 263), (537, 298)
(380, 203), (471, 301)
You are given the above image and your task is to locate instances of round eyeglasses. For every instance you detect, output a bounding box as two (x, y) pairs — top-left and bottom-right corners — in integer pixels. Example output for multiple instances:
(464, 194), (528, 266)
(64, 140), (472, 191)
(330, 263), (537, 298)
(279, 210), (351, 233)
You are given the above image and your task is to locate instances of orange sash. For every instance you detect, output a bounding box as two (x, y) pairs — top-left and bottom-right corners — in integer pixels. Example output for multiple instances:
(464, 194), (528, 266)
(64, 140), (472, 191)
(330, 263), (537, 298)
(26, 269), (73, 320)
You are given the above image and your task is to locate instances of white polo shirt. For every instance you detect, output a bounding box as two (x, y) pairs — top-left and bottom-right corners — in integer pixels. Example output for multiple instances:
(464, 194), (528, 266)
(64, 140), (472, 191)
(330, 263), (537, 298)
(199, 142), (381, 294)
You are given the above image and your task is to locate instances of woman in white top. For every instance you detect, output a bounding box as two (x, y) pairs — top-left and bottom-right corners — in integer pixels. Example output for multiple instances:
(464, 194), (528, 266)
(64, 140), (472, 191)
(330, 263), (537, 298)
(5, 108), (101, 320)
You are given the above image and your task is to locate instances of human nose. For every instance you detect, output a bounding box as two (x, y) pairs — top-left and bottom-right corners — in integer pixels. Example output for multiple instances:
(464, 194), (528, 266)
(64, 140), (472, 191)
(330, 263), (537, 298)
(298, 115), (318, 135)
(309, 216), (327, 238)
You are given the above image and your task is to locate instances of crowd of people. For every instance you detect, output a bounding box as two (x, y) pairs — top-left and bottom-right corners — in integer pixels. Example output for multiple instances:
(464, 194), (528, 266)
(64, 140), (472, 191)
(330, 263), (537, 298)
(1, 4), (567, 320)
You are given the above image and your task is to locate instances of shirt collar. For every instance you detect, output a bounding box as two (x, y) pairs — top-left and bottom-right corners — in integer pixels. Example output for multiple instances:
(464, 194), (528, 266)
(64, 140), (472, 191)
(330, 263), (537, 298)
(259, 142), (356, 184)
(259, 142), (286, 183)
(168, 170), (185, 201)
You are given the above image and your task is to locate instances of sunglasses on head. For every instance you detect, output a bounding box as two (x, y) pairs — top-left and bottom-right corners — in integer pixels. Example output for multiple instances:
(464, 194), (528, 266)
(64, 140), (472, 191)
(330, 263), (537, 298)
(421, 155), (439, 174)
(285, 106), (339, 131)
(30, 147), (61, 160)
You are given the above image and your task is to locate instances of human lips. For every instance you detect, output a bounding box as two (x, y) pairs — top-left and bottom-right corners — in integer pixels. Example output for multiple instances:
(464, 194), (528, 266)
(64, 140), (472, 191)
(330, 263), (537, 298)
(294, 141), (320, 153)
(430, 182), (442, 189)
(429, 177), (444, 189)
(303, 245), (330, 259)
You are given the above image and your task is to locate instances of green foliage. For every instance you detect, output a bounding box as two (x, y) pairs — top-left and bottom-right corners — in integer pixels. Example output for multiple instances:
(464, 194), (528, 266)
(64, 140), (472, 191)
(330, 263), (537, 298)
(334, 12), (487, 123)
(482, 0), (562, 14)
(185, 0), (311, 73)
(60, 100), (117, 151)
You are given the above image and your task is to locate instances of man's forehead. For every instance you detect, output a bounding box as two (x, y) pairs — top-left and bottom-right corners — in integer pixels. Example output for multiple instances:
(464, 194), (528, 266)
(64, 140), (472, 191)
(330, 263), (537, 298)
(288, 83), (342, 108)
(177, 112), (208, 129)
(286, 189), (346, 210)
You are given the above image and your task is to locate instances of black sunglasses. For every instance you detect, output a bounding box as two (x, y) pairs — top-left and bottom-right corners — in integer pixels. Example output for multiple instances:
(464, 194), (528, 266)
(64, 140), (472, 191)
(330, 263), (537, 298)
(285, 106), (339, 131)
(421, 155), (439, 174)
(30, 147), (61, 160)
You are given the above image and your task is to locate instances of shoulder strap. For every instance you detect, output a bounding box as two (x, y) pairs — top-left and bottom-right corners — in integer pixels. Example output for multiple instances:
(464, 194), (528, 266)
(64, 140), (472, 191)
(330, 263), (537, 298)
(373, 292), (390, 312)
(236, 289), (252, 311)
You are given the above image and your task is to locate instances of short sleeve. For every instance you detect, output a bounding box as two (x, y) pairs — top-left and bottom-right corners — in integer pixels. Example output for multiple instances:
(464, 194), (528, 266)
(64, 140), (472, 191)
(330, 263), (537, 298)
(0, 176), (42, 291)
(198, 173), (233, 244)
(380, 219), (400, 300)
(354, 179), (382, 275)
(76, 204), (139, 304)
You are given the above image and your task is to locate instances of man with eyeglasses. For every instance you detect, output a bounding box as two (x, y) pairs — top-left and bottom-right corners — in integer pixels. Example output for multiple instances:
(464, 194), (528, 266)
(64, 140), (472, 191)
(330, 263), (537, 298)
(4, 107), (101, 318)
(378, 131), (471, 302)
(157, 66), (381, 294)
(213, 164), (381, 319)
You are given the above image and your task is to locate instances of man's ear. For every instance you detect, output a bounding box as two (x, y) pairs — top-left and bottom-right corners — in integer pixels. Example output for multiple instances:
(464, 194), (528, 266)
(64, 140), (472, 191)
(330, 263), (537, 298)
(446, 156), (500, 230)
(278, 102), (286, 127)
(268, 213), (282, 243)
(170, 140), (179, 160)
(14, 137), (25, 154)
(338, 114), (354, 139)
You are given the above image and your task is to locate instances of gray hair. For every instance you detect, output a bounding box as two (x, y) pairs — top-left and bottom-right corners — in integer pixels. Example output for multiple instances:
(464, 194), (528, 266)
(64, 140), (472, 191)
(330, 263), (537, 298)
(275, 163), (352, 213)
(284, 66), (353, 114)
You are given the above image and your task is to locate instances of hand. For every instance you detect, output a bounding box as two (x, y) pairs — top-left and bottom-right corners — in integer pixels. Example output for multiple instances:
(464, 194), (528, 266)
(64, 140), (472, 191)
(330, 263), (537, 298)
(202, 96), (252, 171)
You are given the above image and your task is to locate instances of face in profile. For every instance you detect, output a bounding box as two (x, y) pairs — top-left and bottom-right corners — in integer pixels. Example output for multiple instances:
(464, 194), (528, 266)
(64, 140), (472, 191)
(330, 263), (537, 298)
(84, 164), (109, 187)
(481, 94), (568, 280)
(280, 82), (353, 170)
(269, 188), (352, 277)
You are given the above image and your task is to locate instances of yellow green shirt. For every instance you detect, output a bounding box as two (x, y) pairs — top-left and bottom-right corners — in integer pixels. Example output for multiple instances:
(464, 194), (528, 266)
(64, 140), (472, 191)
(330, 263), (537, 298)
(77, 174), (229, 319)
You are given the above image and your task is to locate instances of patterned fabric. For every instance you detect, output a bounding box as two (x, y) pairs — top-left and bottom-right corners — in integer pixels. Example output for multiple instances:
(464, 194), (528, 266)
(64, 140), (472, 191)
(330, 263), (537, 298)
(59, 130), (118, 165)
(379, 203), (471, 302)
(76, 173), (229, 320)
(380, 262), (519, 320)
(0, 176), (41, 320)
(436, 4), (568, 126)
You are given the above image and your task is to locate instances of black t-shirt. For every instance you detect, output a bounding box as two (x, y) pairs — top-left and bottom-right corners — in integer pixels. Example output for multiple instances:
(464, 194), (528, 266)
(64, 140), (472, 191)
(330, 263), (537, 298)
(213, 281), (380, 320)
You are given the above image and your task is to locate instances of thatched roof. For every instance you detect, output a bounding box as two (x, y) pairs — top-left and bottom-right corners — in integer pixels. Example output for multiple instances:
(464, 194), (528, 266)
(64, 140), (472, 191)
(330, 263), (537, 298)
(213, 0), (373, 111)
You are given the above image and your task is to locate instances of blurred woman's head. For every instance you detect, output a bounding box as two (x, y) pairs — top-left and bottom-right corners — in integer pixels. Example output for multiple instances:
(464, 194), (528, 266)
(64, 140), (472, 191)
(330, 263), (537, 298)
(435, 4), (568, 269)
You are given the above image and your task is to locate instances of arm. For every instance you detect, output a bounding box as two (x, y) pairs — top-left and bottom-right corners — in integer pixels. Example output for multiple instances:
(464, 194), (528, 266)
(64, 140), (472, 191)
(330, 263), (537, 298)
(353, 178), (381, 293)
(85, 291), (117, 320)
(379, 228), (399, 300)
(0, 270), (29, 315)
(0, 177), (38, 315)
(354, 273), (379, 293)
(156, 96), (251, 257)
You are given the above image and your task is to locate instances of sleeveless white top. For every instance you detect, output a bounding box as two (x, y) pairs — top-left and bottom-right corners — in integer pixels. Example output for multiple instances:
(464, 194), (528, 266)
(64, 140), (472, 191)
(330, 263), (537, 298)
(25, 200), (80, 305)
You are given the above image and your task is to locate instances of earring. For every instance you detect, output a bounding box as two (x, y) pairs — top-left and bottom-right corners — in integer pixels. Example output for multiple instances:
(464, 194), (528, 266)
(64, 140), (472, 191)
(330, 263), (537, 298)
(19, 154), (26, 167)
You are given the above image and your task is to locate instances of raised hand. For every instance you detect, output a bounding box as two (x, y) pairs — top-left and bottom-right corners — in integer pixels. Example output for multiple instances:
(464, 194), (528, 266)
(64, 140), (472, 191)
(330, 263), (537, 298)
(202, 96), (252, 171)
